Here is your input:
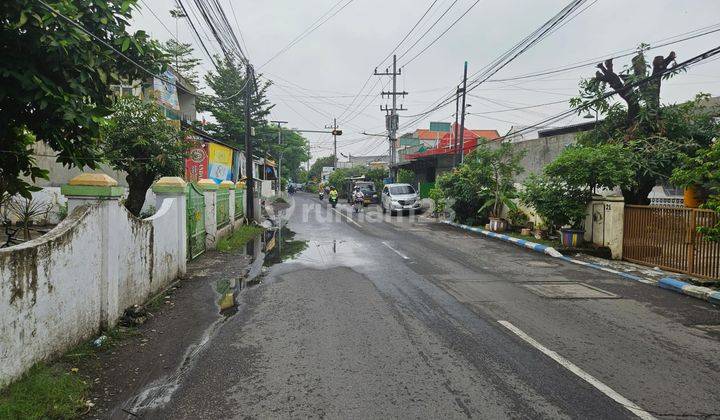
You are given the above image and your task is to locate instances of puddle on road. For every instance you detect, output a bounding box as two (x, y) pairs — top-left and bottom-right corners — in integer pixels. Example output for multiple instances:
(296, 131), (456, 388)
(125, 219), (371, 417)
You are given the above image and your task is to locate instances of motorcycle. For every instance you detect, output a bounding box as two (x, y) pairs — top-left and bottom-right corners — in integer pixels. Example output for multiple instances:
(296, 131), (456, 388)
(329, 195), (338, 208)
(353, 197), (363, 213)
(319, 191), (324, 200)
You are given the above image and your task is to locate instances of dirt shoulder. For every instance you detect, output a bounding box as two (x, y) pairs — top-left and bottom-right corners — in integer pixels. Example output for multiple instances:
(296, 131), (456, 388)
(75, 249), (252, 419)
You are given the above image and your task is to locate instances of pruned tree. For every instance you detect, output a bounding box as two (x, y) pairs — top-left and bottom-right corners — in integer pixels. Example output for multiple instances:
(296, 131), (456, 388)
(572, 46), (718, 205)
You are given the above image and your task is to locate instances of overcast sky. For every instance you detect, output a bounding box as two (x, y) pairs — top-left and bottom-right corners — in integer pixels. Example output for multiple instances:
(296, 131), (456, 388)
(131, 0), (720, 162)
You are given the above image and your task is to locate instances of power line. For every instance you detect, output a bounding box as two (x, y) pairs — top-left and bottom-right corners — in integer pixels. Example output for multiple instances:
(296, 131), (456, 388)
(399, 0), (483, 68)
(395, 0), (459, 62)
(259, 0), (355, 69)
(376, 0), (440, 68)
(399, 0), (588, 129)
(493, 44), (720, 142)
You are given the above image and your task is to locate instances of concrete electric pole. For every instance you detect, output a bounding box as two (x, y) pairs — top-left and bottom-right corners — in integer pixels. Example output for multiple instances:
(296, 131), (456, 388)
(270, 120), (287, 195)
(458, 61), (468, 165)
(324, 118), (342, 169)
(244, 65), (255, 221)
(375, 54), (407, 179)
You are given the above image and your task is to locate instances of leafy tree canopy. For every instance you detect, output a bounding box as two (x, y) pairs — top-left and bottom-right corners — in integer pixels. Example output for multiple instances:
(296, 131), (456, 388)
(198, 57), (273, 149)
(162, 39), (201, 86)
(102, 96), (190, 216)
(571, 45), (720, 204)
(309, 156), (335, 181)
(672, 139), (720, 241)
(544, 143), (636, 193)
(0, 0), (166, 199)
(257, 126), (310, 182)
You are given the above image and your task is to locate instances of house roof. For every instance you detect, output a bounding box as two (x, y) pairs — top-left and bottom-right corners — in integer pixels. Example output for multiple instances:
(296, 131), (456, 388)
(415, 129), (449, 140)
(405, 124), (500, 160)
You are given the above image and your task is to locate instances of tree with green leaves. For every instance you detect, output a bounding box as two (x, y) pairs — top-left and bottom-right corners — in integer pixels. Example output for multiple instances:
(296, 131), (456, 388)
(162, 39), (201, 85)
(309, 156), (335, 181)
(198, 57), (274, 149)
(435, 141), (523, 224)
(474, 141), (524, 218)
(396, 169), (415, 185)
(571, 46), (719, 204)
(102, 96), (191, 216)
(255, 126), (310, 182)
(0, 0), (166, 200)
(672, 139), (720, 241)
(544, 144), (635, 193)
(520, 174), (590, 232)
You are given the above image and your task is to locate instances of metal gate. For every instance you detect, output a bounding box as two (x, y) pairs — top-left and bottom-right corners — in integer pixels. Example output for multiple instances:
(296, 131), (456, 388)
(623, 205), (720, 279)
(216, 188), (230, 229)
(186, 183), (206, 260)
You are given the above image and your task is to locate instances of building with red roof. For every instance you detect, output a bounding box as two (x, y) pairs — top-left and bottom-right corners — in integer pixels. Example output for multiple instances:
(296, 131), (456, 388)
(393, 123), (500, 196)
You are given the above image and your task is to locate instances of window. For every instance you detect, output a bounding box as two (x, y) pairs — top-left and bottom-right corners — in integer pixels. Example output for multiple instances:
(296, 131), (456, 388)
(389, 185), (415, 195)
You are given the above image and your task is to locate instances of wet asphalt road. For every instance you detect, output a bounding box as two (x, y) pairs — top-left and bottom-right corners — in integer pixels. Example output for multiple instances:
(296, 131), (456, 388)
(142, 193), (720, 419)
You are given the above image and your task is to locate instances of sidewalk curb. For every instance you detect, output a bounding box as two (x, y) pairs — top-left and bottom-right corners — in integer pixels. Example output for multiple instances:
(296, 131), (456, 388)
(443, 220), (719, 306)
(444, 221), (563, 258)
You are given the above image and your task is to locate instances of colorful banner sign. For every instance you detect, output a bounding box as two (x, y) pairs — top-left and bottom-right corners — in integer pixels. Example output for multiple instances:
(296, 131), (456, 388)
(153, 70), (180, 111)
(208, 142), (234, 183)
(184, 138), (208, 183)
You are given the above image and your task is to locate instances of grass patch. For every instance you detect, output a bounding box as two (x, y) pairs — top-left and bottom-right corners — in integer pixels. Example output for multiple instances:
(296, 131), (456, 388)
(217, 225), (264, 253)
(61, 326), (138, 365)
(0, 364), (88, 419)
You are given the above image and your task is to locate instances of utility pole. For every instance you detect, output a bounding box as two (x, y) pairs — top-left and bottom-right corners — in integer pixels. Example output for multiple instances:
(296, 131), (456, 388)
(244, 65), (255, 221)
(270, 120), (287, 195)
(452, 88), (460, 167)
(458, 61), (468, 165)
(324, 118), (340, 169)
(375, 55), (407, 180)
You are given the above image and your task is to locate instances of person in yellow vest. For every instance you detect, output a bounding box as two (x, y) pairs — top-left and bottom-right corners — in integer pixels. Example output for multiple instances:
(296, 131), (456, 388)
(329, 186), (339, 208)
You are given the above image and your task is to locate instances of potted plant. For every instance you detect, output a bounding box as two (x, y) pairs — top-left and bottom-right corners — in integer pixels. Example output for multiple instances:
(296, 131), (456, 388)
(477, 141), (525, 233)
(520, 174), (591, 246)
(481, 191), (516, 233)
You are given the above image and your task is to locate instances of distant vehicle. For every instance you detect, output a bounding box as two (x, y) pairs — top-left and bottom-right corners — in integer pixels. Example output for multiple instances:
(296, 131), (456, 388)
(346, 181), (378, 206)
(381, 183), (421, 215)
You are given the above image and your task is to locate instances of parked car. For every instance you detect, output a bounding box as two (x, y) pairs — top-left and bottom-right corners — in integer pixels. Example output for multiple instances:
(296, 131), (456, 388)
(381, 183), (421, 215)
(346, 181), (378, 205)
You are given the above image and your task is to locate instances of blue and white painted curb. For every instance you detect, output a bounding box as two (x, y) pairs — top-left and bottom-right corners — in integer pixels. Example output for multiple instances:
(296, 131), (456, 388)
(443, 220), (720, 305)
(444, 221), (564, 258)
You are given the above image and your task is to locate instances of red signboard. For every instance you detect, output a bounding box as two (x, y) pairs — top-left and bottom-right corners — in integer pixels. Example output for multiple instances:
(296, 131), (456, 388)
(185, 139), (208, 183)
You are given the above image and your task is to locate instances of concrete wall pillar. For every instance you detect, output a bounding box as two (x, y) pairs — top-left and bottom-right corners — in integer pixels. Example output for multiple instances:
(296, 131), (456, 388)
(152, 177), (188, 273)
(585, 195), (625, 259)
(61, 173), (125, 328)
(198, 179), (218, 249)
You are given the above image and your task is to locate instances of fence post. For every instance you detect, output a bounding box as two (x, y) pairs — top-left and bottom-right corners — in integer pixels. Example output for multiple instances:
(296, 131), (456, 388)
(198, 178), (218, 249)
(61, 173), (124, 328)
(226, 181), (236, 223)
(688, 209), (697, 275)
(152, 177), (188, 273)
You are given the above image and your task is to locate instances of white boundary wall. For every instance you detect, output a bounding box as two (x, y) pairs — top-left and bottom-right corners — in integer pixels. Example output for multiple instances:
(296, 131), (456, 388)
(0, 192), (186, 387)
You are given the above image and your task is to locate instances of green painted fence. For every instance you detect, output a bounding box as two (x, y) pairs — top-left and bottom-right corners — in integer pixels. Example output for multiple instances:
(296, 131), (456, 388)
(186, 183), (206, 260)
(216, 189), (230, 229)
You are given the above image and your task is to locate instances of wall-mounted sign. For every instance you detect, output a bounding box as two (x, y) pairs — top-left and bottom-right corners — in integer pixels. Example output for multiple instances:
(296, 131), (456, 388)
(184, 139), (208, 182)
(208, 142), (234, 183)
(153, 70), (180, 111)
